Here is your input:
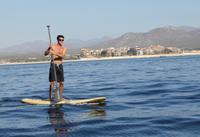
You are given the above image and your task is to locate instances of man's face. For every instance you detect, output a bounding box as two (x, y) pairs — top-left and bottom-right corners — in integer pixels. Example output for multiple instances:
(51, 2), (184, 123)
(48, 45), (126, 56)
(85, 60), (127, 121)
(58, 37), (64, 45)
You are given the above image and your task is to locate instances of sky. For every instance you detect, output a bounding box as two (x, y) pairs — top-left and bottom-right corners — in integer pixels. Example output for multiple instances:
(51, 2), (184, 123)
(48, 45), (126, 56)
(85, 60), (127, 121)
(0, 0), (200, 48)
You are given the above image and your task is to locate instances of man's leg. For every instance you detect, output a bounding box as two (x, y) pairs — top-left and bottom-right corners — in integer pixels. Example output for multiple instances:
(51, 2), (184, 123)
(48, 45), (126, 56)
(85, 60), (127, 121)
(59, 82), (64, 99)
(49, 81), (55, 100)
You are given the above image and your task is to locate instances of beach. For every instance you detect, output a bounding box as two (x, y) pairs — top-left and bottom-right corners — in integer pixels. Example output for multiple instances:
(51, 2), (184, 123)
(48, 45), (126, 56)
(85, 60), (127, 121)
(1, 52), (200, 65)
(79, 53), (200, 61)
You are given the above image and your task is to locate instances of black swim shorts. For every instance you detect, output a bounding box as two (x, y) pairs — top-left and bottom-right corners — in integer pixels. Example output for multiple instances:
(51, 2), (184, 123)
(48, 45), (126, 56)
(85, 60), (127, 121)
(49, 63), (64, 82)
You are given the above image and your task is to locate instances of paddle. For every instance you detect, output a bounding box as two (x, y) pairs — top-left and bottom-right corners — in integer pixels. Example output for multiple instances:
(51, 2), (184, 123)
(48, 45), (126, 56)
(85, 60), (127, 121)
(46, 25), (60, 101)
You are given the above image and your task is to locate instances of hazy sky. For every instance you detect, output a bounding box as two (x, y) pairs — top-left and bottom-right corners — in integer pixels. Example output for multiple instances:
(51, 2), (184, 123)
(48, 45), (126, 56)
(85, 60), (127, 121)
(0, 0), (200, 48)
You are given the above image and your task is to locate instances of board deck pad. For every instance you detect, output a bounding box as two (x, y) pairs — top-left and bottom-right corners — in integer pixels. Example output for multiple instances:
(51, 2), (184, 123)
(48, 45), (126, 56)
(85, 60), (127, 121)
(21, 97), (106, 105)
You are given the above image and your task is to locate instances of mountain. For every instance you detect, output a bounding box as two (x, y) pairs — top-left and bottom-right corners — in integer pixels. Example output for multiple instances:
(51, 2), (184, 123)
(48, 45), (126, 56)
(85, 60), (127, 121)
(1, 26), (200, 58)
(0, 36), (112, 57)
(0, 41), (48, 57)
(67, 36), (112, 54)
(90, 26), (200, 49)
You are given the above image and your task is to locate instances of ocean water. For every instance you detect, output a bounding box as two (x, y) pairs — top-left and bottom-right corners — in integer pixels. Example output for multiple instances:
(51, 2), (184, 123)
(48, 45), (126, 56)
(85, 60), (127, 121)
(1, 55), (200, 137)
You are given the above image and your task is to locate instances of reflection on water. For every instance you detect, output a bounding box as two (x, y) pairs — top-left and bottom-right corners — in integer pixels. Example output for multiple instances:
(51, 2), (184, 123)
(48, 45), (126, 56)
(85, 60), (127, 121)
(48, 105), (71, 137)
(47, 104), (107, 137)
(86, 103), (107, 117)
(87, 109), (106, 117)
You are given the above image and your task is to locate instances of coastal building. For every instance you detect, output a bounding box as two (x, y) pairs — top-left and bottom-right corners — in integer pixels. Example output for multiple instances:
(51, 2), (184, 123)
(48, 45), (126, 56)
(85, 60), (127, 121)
(127, 48), (137, 56)
(165, 47), (183, 54)
(80, 45), (183, 58)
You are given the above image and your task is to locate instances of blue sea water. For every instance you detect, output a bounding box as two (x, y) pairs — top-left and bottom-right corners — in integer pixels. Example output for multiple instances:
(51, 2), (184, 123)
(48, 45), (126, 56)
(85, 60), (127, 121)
(1, 55), (200, 137)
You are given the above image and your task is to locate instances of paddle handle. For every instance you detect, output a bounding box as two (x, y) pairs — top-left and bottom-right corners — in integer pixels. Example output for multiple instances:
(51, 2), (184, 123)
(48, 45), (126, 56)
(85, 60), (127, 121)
(47, 25), (52, 47)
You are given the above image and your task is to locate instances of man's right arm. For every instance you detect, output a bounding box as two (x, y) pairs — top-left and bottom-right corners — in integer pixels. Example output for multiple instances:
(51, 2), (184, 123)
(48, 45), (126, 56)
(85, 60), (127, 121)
(44, 46), (51, 56)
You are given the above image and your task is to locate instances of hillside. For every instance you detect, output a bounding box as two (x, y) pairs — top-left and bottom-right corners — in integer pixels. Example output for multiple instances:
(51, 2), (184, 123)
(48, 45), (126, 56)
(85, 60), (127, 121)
(0, 37), (111, 57)
(89, 26), (200, 49)
(1, 26), (200, 58)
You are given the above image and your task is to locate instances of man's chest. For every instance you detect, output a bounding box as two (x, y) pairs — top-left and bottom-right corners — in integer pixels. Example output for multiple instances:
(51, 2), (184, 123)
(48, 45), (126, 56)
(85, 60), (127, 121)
(53, 46), (64, 53)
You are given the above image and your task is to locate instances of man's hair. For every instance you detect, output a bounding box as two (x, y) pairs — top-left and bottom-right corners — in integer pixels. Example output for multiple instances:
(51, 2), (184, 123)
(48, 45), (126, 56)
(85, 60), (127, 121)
(57, 35), (64, 40)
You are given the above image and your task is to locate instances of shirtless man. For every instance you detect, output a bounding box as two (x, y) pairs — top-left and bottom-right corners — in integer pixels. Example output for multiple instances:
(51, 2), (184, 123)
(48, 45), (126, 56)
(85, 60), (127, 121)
(44, 35), (67, 100)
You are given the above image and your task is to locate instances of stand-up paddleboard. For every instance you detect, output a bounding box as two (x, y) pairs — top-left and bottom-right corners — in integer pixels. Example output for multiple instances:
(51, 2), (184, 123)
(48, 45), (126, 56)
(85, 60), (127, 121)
(21, 97), (106, 105)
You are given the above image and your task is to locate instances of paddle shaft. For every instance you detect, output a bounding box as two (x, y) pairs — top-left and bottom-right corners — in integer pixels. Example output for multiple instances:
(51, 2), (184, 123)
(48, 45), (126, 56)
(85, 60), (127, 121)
(46, 25), (60, 100)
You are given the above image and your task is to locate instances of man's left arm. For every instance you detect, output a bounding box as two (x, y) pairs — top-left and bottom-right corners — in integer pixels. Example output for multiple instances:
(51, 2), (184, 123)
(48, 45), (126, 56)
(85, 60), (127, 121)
(61, 48), (67, 58)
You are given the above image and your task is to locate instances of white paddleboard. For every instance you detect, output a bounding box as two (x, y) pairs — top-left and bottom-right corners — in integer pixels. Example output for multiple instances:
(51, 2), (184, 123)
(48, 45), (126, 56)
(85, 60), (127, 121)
(21, 97), (106, 105)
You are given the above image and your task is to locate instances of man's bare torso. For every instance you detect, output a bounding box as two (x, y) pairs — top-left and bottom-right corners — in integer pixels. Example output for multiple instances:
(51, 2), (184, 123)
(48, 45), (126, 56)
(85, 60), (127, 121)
(51, 44), (67, 64)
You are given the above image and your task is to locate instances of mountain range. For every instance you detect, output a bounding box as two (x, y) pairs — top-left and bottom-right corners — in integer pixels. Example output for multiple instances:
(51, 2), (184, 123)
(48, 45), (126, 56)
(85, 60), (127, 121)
(0, 37), (111, 57)
(0, 26), (200, 57)
(90, 26), (200, 49)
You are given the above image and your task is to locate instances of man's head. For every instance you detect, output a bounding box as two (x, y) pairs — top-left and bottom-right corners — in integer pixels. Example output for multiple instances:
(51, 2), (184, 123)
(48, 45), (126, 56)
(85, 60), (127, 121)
(57, 35), (64, 42)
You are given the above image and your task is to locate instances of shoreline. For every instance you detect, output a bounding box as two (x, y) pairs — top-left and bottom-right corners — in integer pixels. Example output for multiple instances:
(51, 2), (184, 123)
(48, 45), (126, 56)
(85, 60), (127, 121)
(78, 52), (200, 61)
(0, 53), (200, 66)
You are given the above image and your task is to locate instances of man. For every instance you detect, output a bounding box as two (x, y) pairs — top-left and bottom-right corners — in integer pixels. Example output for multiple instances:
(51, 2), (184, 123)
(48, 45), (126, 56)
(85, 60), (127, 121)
(44, 35), (67, 101)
